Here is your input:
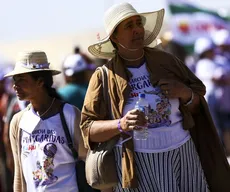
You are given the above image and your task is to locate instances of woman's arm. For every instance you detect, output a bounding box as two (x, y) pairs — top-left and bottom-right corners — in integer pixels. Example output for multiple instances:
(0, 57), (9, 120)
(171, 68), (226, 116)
(89, 119), (120, 143)
(73, 107), (87, 161)
(9, 114), (22, 192)
(80, 70), (147, 146)
(3, 122), (14, 173)
(179, 86), (200, 113)
(89, 109), (147, 143)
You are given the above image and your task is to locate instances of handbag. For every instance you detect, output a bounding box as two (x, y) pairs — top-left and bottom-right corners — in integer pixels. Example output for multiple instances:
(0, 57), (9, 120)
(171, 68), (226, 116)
(85, 66), (118, 190)
(59, 103), (100, 192)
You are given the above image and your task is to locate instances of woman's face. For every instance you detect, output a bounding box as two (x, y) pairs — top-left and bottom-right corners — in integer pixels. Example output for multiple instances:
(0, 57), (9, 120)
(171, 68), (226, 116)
(113, 15), (145, 50)
(13, 73), (41, 101)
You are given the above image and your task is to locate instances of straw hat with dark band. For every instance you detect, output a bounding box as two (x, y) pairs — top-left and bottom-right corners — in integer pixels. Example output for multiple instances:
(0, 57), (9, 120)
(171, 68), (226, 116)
(5, 51), (61, 77)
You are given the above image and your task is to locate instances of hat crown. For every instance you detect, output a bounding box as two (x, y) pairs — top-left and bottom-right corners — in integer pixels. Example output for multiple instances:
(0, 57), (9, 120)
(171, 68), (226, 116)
(17, 51), (48, 65)
(104, 2), (139, 36)
(4, 50), (61, 77)
(88, 3), (165, 59)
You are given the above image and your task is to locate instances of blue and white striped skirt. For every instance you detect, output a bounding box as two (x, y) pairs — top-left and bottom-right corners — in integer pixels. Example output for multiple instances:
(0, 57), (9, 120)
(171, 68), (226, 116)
(113, 139), (209, 192)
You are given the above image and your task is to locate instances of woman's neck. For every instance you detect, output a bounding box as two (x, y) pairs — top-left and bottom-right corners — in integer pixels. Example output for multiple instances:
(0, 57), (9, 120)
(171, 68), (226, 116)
(118, 49), (145, 67)
(122, 56), (145, 67)
(31, 95), (55, 116)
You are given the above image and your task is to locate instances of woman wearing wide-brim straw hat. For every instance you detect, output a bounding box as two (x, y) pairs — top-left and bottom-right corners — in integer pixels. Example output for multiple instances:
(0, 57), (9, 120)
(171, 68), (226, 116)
(81, 2), (230, 192)
(5, 51), (87, 192)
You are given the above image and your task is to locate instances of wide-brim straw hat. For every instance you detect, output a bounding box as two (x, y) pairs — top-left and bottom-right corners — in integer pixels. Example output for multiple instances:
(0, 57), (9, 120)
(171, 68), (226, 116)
(5, 51), (61, 77)
(88, 2), (165, 59)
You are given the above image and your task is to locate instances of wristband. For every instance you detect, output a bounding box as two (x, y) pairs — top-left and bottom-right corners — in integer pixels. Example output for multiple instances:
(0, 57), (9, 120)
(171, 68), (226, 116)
(117, 119), (132, 136)
(184, 88), (194, 106)
(117, 119), (123, 132)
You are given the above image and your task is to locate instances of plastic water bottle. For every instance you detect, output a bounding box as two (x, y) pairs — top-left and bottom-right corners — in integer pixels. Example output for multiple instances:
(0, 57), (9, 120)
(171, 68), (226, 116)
(134, 93), (149, 140)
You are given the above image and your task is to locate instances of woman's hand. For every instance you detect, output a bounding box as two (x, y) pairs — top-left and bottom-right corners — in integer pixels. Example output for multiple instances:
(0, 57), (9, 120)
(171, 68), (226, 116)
(120, 109), (147, 132)
(158, 79), (192, 104)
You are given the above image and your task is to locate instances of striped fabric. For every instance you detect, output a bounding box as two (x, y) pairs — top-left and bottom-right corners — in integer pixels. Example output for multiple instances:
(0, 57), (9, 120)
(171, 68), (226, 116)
(113, 139), (209, 192)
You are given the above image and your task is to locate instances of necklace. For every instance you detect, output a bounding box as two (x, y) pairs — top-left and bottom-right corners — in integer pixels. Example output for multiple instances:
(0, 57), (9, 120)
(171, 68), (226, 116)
(36, 98), (56, 117)
(118, 50), (144, 62)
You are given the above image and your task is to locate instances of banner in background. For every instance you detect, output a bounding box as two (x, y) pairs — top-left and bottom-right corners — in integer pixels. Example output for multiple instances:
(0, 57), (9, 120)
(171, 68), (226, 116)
(167, 0), (230, 46)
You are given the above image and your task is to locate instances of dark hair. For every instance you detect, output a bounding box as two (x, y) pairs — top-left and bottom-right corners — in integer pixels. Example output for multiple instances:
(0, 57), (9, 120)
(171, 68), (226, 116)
(74, 46), (80, 54)
(29, 71), (61, 99)
(199, 49), (214, 59)
(110, 27), (118, 49)
(110, 39), (118, 50)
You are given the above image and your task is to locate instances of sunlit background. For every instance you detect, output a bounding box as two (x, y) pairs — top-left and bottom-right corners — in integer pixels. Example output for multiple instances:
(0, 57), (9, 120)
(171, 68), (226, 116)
(0, 0), (229, 79)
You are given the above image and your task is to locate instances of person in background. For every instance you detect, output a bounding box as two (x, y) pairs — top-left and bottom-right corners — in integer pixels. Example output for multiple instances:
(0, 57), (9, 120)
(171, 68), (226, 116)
(212, 29), (230, 61)
(73, 46), (93, 66)
(194, 37), (221, 131)
(58, 53), (95, 110)
(0, 64), (15, 192)
(211, 30), (230, 155)
(194, 37), (217, 102)
(3, 87), (29, 188)
(194, 36), (230, 154)
(5, 51), (87, 192)
(161, 30), (187, 63)
(81, 2), (230, 192)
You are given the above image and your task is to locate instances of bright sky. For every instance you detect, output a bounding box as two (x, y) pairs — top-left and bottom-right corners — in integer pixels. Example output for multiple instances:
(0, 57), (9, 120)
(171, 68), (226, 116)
(1, 0), (228, 43)
(0, 0), (167, 43)
(0, 0), (228, 64)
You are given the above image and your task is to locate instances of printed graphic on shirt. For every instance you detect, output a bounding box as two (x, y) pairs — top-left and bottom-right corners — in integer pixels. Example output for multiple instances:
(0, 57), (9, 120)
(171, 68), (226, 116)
(33, 143), (58, 187)
(125, 70), (172, 128)
(144, 87), (171, 128)
(21, 129), (65, 188)
(22, 129), (64, 158)
(129, 74), (152, 98)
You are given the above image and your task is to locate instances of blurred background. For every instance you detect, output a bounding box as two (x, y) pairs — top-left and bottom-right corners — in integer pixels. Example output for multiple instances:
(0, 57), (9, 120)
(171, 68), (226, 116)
(0, 0), (229, 75)
(1, 0), (230, 191)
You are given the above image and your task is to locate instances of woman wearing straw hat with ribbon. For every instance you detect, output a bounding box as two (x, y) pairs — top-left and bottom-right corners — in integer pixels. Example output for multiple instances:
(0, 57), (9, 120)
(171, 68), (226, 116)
(81, 2), (230, 192)
(5, 51), (87, 192)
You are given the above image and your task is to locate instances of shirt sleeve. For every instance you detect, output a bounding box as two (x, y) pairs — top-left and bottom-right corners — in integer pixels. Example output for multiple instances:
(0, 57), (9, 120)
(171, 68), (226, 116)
(80, 69), (108, 149)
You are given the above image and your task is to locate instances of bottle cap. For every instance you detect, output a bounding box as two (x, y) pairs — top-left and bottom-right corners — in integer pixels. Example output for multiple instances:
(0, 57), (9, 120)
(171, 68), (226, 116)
(139, 93), (145, 98)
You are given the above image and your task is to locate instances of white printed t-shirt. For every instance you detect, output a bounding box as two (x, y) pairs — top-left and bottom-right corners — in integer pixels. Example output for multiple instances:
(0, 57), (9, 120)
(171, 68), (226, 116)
(121, 62), (190, 153)
(20, 104), (78, 192)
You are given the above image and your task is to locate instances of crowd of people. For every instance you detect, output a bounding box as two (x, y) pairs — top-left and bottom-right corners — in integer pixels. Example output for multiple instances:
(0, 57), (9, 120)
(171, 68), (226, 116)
(0, 1), (230, 192)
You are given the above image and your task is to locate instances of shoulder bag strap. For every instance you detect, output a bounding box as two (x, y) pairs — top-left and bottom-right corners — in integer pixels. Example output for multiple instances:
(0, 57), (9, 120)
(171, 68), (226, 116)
(97, 65), (113, 120)
(59, 102), (78, 159)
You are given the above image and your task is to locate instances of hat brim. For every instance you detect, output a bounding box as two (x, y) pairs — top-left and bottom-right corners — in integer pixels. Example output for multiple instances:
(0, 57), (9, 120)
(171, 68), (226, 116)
(88, 8), (165, 59)
(4, 68), (61, 77)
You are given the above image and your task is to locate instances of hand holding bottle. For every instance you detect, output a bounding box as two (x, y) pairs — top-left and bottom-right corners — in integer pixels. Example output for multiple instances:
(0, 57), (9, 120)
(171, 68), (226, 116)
(134, 93), (149, 140)
(120, 109), (147, 132)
